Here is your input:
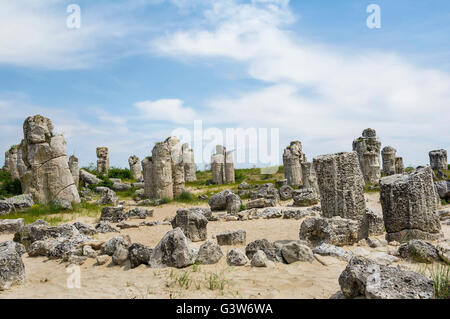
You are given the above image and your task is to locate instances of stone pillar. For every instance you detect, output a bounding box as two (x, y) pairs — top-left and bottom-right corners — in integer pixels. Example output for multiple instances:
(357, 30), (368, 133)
(17, 115), (80, 204)
(68, 155), (80, 187)
(96, 147), (109, 175)
(142, 157), (154, 198)
(381, 146), (396, 176)
(225, 150), (235, 184)
(313, 152), (367, 238)
(380, 166), (441, 242)
(395, 157), (404, 174)
(283, 141), (305, 187)
(352, 128), (382, 184)
(429, 149), (447, 171)
(165, 137), (185, 197)
(151, 142), (174, 200)
(128, 155), (142, 181)
(301, 162), (319, 193)
(182, 143), (197, 182)
(4, 145), (20, 181)
(211, 154), (225, 185)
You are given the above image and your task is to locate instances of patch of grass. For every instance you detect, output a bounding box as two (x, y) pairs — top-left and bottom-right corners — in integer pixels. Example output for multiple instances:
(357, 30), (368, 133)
(116, 187), (138, 199)
(108, 167), (133, 180)
(442, 199), (449, 206)
(0, 170), (22, 198)
(87, 174), (114, 191)
(418, 264), (450, 299)
(2, 201), (102, 225)
(364, 184), (380, 193)
(205, 272), (228, 291)
(404, 167), (415, 173)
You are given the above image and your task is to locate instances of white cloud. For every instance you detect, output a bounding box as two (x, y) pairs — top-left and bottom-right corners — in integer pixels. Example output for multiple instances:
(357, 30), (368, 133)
(135, 99), (196, 124)
(154, 0), (450, 165)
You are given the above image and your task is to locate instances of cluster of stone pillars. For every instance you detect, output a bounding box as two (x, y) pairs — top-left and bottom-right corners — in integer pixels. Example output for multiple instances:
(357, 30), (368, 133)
(429, 149), (447, 171)
(182, 143), (197, 182)
(381, 146), (404, 176)
(142, 137), (186, 200)
(128, 155), (142, 181)
(211, 145), (235, 185)
(283, 141), (306, 187)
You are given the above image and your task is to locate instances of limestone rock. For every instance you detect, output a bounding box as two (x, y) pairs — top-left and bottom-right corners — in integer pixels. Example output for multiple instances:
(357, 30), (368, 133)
(182, 144), (197, 182)
(100, 206), (126, 223)
(125, 207), (152, 220)
(95, 221), (119, 233)
(352, 129), (382, 184)
(283, 141), (306, 186)
(0, 218), (24, 234)
(226, 193), (242, 215)
(68, 155), (80, 187)
(281, 242), (314, 264)
(209, 189), (234, 211)
(251, 250), (268, 267)
(72, 222), (97, 236)
(96, 189), (119, 206)
(380, 167), (441, 242)
(112, 246), (129, 265)
(435, 180), (450, 200)
(128, 155), (142, 181)
(171, 208), (208, 242)
(101, 235), (131, 256)
(437, 240), (450, 264)
(381, 146), (397, 176)
(0, 194), (34, 215)
(397, 240), (440, 263)
(128, 243), (152, 269)
(313, 152), (367, 239)
(279, 185), (293, 201)
(299, 217), (360, 247)
(245, 239), (282, 262)
(257, 207), (282, 219)
(338, 256), (434, 299)
(429, 149), (447, 171)
(312, 243), (353, 261)
(301, 162), (320, 193)
(96, 147), (109, 175)
(226, 249), (248, 266)
(4, 145), (20, 181)
(196, 241), (223, 265)
(96, 255), (110, 265)
(365, 208), (384, 236)
(79, 169), (101, 185)
(292, 188), (319, 207)
(149, 228), (197, 268)
(0, 241), (25, 290)
(216, 230), (246, 246)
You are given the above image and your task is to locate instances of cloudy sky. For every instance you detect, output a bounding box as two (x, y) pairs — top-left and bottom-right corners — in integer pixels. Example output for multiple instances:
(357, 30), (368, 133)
(0, 0), (449, 169)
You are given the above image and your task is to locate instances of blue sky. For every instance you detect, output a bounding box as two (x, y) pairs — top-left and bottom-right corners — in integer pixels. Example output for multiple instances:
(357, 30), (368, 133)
(0, 0), (449, 169)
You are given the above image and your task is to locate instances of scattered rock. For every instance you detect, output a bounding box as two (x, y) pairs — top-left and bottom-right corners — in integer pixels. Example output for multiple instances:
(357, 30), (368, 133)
(0, 218), (24, 234)
(312, 243), (353, 262)
(227, 249), (248, 266)
(216, 230), (246, 246)
(226, 193), (242, 215)
(171, 208), (208, 242)
(209, 189), (234, 211)
(96, 189), (119, 206)
(0, 241), (26, 290)
(95, 221), (119, 233)
(299, 217), (359, 247)
(397, 240), (440, 263)
(257, 207), (282, 219)
(281, 242), (314, 264)
(196, 241), (223, 265)
(245, 239), (281, 262)
(112, 246), (129, 265)
(99, 206), (126, 223)
(96, 255), (110, 266)
(292, 188), (319, 207)
(338, 256), (434, 299)
(251, 250), (268, 267)
(279, 185), (293, 201)
(101, 235), (131, 256)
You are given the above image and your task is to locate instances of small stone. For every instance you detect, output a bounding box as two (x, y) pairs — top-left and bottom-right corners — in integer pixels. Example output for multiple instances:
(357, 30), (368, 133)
(227, 249), (248, 266)
(251, 250), (268, 267)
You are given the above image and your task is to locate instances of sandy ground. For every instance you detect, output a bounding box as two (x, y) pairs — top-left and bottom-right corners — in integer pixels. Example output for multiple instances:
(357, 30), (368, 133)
(0, 193), (448, 299)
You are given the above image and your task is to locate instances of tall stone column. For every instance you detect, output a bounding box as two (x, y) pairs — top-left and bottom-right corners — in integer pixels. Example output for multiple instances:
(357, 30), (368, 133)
(128, 155), (142, 181)
(151, 142), (173, 200)
(17, 115), (80, 204)
(352, 128), (382, 184)
(283, 141), (305, 187)
(68, 155), (80, 187)
(165, 137), (185, 197)
(313, 152), (367, 238)
(211, 154), (225, 185)
(380, 166), (441, 242)
(96, 147), (109, 175)
(395, 157), (404, 174)
(4, 145), (20, 181)
(182, 143), (197, 182)
(429, 149), (447, 171)
(225, 150), (235, 184)
(142, 157), (154, 198)
(381, 146), (397, 176)
(301, 162), (319, 193)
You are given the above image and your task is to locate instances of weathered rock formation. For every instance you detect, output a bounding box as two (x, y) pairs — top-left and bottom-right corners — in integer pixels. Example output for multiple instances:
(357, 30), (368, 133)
(429, 149), (447, 171)
(182, 143), (197, 182)
(381, 146), (396, 176)
(352, 128), (382, 184)
(4, 145), (20, 181)
(283, 141), (306, 186)
(68, 155), (79, 187)
(171, 208), (208, 242)
(380, 166), (441, 242)
(165, 137), (185, 197)
(395, 157), (404, 174)
(128, 155), (142, 181)
(301, 162), (319, 193)
(313, 152), (367, 238)
(0, 241), (25, 290)
(96, 147), (109, 175)
(211, 145), (234, 184)
(15, 115), (80, 204)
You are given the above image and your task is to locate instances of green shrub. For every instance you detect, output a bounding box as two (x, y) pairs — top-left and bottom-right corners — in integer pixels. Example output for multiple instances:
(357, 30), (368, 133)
(0, 170), (22, 198)
(87, 174), (114, 191)
(82, 163), (98, 175)
(234, 171), (246, 183)
(108, 167), (133, 180)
